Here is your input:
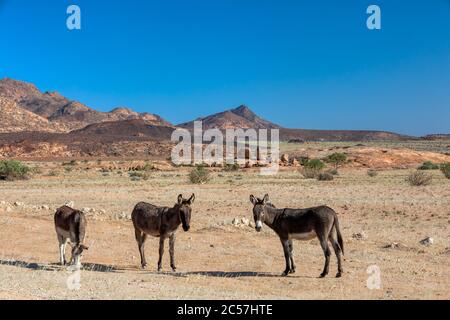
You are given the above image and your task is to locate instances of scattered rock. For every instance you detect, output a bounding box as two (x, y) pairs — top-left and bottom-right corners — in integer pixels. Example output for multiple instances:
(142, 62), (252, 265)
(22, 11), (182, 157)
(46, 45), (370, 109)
(383, 242), (408, 250)
(64, 200), (75, 208)
(281, 154), (289, 163)
(41, 205), (50, 210)
(231, 217), (253, 228)
(419, 237), (434, 246)
(14, 201), (24, 207)
(352, 232), (367, 240)
(6, 206), (12, 213)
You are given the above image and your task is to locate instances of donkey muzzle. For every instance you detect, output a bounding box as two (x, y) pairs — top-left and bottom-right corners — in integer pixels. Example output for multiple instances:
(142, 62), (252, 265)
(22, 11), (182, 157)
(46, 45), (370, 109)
(255, 220), (263, 232)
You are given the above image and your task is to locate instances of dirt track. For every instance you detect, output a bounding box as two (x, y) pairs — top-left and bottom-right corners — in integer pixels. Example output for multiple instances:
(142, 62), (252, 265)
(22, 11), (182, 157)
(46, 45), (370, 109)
(0, 167), (449, 299)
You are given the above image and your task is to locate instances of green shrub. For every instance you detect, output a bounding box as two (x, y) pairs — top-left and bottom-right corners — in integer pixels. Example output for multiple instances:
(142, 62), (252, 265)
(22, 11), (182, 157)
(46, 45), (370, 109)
(301, 159), (325, 179)
(304, 159), (325, 171)
(326, 153), (347, 169)
(406, 171), (432, 186)
(297, 156), (310, 166)
(418, 161), (439, 170)
(189, 165), (210, 184)
(0, 160), (31, 181)
(440, 163), (450, 179)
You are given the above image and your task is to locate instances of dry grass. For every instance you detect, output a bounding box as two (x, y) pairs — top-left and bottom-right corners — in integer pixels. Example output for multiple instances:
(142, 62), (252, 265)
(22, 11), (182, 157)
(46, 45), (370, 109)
(0, 162), (449, 300)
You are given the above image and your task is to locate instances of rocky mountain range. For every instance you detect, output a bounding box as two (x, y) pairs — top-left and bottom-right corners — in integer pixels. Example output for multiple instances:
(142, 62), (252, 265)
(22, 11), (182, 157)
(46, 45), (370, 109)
(0, 78), (171, 132)
(0, 77), (421, 158)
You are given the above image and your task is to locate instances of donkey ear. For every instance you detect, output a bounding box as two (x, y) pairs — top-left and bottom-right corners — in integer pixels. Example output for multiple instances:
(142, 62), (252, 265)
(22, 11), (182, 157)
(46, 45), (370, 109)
(250, 195), (257, 205)
(262, 194), (270, 204)
(177, 194), (183, 204)
(188, 193), (195, 204)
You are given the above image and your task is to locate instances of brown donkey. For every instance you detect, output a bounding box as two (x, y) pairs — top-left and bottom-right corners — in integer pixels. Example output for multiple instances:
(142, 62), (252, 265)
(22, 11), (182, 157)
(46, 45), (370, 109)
(250, 194), (344, 278)
(131, 194), (195, 271)
(54, 206), (88, 267)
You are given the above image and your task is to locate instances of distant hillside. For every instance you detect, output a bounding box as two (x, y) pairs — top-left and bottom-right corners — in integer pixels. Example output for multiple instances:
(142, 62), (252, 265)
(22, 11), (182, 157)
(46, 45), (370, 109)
(0, 78), (172, 132)
(279, 128), (411, 142)
(420, 134), (450, 140)
(179, 105), (410, 141)
(70, 119), (174, 140)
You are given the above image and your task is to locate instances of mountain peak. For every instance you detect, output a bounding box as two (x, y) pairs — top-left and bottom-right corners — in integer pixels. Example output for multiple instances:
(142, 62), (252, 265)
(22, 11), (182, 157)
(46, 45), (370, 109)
(230, 105), (258, 121)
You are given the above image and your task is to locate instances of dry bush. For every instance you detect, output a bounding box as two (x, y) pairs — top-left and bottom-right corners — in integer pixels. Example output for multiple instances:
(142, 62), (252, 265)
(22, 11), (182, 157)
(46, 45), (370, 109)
(440, 163), (450, 179)
(317, 172), (334, 181)
(367, 169), (378, 177)
(301, 167), (320, 179)
(406, 171), (432, 186)
(189, 165), (210, 184)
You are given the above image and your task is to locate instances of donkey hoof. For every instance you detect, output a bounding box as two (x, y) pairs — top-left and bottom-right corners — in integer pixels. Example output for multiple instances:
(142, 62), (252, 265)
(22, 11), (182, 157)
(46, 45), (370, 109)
(281, 271), (289, 277)
(319, 273), (328, 278)
(171, 267), (177, 272)
(158, 267), (163, 272)
(289, 268), (296, 274)
(141, 264), (147, 269)
(336, 272), (342, 278)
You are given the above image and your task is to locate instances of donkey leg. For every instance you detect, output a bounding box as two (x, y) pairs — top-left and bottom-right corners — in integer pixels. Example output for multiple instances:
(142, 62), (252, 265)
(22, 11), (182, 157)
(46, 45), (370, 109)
(288, 240), (296, 274)
(169, 234), (177, 272)
(280, 238), (292, 276)
(318, 233), (331, 278)
(58, 236), (67, 265)
(158, 237), (166, 272)
(330, 234), (343, 278)
(135, 229), (147, 269)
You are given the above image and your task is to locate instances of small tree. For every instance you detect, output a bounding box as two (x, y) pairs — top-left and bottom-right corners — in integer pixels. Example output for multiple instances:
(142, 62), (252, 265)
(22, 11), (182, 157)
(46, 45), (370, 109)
(326, 153), (347, 169)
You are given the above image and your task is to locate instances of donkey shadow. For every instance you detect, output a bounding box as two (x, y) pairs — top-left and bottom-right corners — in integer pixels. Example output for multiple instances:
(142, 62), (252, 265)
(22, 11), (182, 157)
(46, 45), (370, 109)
(0, 259), (119, 273)
(150, 270), (311, 279)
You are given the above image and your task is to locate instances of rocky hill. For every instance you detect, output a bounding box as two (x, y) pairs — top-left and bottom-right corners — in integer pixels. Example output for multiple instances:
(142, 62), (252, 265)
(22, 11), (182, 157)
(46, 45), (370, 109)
(179, 105), (280, 130)
(0, 97), (64, 133)
(0, 78), (171, 132)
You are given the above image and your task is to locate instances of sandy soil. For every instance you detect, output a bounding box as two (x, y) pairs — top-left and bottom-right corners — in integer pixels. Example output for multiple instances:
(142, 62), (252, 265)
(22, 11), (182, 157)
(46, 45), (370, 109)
(0, 165), (449, 300)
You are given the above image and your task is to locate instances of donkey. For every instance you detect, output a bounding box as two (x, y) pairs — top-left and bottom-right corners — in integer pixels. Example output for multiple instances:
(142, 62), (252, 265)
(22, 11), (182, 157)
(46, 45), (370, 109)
(54, 206), (88, 267)
(131, 194), (195, 272)
(250, 194), (344, 278)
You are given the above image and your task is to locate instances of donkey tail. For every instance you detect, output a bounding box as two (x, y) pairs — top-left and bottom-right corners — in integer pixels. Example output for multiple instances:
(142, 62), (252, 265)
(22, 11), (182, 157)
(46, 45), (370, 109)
(334, 215), (344, 256)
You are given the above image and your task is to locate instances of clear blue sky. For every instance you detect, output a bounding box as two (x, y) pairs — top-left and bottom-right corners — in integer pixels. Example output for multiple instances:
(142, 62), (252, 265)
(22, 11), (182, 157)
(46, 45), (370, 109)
(1, 0), (449, 136)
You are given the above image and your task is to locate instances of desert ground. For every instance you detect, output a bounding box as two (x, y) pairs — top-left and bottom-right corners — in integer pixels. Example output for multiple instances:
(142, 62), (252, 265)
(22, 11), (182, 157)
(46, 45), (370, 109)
(0, 142), (449, 300)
